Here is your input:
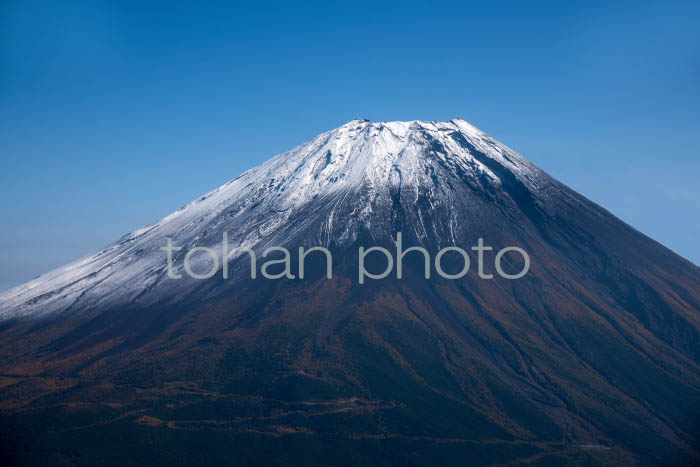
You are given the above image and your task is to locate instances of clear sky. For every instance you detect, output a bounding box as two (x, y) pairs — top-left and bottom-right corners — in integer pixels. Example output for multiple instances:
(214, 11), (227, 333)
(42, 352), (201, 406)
(1, 0), (699, 291)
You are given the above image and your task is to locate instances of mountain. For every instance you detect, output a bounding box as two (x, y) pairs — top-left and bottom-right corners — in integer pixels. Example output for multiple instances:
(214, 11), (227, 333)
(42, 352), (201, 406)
(0, 119), (698, 466)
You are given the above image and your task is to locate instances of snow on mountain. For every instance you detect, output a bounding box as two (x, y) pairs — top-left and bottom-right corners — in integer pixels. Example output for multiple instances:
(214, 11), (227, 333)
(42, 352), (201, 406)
(0, 119), (551, 321)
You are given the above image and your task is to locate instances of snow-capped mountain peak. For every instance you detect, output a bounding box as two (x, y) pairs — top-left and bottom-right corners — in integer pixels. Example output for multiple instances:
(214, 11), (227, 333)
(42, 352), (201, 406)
(0, 119), (547, 320)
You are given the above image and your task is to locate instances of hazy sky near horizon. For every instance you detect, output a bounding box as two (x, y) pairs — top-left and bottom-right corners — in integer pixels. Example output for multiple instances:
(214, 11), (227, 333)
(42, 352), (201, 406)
(1, 0), (699, 291)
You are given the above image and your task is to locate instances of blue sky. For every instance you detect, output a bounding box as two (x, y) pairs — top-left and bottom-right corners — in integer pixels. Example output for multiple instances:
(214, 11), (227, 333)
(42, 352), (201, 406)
(1, 0), (699, 291)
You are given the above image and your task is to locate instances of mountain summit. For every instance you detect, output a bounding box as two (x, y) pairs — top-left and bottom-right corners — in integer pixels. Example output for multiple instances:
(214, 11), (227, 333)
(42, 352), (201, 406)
(0, 119), (550, 320)
(0, 120), (698, 466)
(1, 119), (543, 319)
